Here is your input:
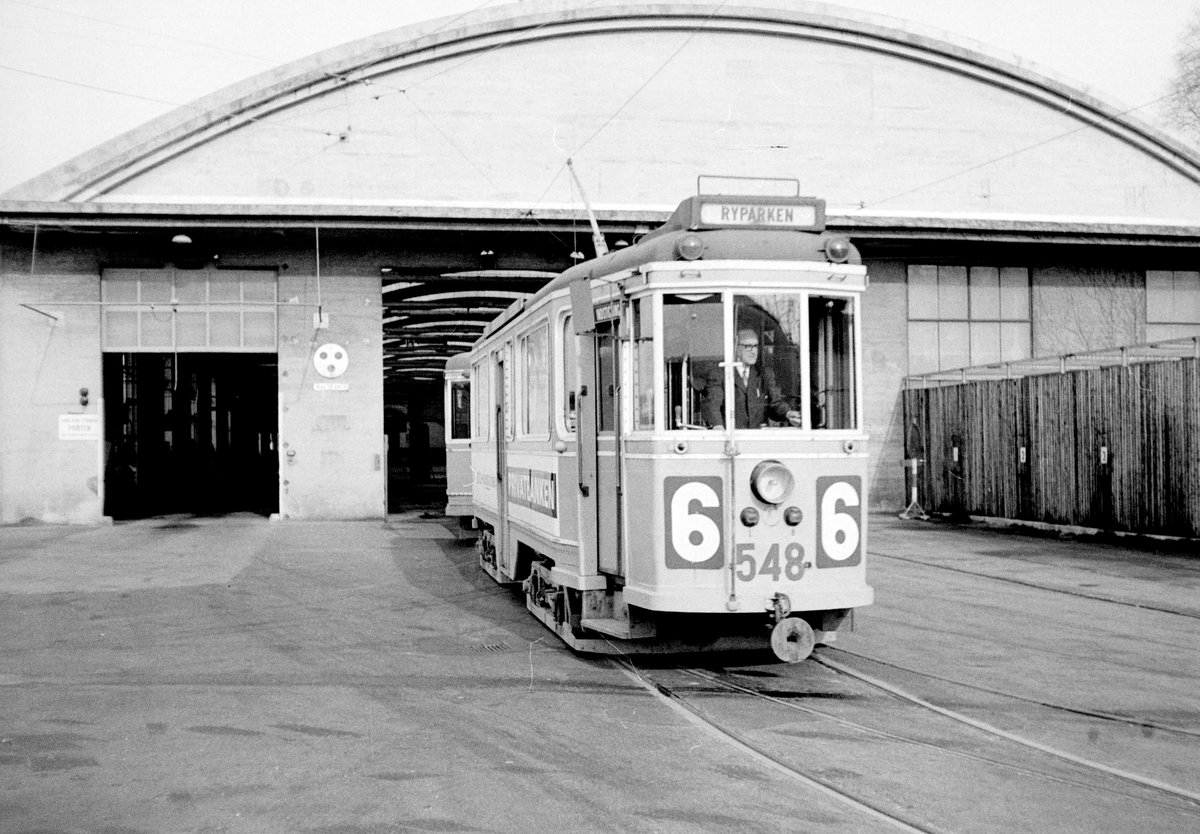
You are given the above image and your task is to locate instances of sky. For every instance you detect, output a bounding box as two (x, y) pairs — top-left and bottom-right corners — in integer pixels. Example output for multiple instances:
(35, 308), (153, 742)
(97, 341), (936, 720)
(0, 0), (1196, 194)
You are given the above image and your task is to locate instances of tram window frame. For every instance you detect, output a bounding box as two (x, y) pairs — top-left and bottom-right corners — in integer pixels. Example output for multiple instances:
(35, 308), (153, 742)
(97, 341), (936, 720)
(448, 379), (471, 441)
(808, 293), (859, 431)
(596, 320), (618, 434)
(472, 359), (489, 441)
(494, 344), (513, 443)
(632, 297), (655, 432)
(518, 319), (550, 439)
(661, 293), (723, 430)
(559, 312), (578, 437)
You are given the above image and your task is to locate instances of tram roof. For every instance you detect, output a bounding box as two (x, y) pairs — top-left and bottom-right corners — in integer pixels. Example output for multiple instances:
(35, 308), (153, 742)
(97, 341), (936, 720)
(478, 194), (859, 340)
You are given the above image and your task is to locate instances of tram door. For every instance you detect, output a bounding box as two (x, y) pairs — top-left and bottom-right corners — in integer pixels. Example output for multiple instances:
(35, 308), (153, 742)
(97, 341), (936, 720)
(594, 320), (622, 576)
(494, 348), (513, 575)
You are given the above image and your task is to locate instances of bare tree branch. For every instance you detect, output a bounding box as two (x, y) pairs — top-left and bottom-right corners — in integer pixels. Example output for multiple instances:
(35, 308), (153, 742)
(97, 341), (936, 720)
(1164, 6), (1200, 141)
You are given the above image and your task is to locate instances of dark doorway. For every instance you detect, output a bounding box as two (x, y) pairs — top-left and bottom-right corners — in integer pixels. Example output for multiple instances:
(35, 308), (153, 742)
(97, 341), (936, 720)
(103, 353), (278, 519)
(385, 381), (446, 512)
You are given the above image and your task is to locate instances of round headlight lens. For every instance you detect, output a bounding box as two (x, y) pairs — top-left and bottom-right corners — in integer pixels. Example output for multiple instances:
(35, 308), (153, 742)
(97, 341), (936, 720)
(676, 234), (705, 261)
(750, 460), (795, 505)
(824, 236), (852, 263)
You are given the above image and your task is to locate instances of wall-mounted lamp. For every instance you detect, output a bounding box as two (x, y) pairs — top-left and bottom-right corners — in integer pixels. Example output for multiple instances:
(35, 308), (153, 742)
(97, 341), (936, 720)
(569, 251), (586, 261)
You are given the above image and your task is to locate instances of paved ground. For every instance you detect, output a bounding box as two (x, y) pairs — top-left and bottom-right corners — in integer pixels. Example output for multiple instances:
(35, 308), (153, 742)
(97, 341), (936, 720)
(0, 512), (1196, 832)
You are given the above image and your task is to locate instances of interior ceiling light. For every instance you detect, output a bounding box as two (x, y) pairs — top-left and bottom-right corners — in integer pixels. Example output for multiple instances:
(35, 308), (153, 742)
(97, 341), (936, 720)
(171, 234), (192, 245)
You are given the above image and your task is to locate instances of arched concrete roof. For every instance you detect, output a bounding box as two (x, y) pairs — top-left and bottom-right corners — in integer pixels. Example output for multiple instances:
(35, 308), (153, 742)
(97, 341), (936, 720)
(7, 0), (1200, 224)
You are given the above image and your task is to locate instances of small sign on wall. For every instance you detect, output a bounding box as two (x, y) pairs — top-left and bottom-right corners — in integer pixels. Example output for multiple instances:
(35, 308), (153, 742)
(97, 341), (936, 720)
(59, 414), (100, 440)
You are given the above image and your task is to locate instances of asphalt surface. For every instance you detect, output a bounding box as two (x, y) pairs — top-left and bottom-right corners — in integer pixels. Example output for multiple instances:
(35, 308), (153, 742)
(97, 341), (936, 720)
(0, 511), (1196, 833)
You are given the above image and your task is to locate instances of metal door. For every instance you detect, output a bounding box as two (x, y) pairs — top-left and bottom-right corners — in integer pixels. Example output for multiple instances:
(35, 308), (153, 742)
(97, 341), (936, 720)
(594, 320), (622, 576)
(494, 348), (512, 574)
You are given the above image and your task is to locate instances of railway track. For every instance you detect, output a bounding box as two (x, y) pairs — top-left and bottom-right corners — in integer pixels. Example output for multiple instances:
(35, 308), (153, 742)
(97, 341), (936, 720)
(612, 653), (1200, 832)
(825, 646), (1200, 740)
(872, 550), (1200, 620)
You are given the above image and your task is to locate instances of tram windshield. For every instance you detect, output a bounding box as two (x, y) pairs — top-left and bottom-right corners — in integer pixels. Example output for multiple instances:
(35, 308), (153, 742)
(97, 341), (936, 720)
(661, 291), (857, 431)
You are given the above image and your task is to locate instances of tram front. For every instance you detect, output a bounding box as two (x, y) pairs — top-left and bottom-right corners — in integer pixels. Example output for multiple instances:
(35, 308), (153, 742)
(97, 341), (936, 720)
(617, 229), (873, 661)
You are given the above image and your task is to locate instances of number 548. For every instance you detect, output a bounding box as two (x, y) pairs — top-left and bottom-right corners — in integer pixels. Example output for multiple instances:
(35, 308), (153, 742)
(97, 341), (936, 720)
(734, 542), (807, 582)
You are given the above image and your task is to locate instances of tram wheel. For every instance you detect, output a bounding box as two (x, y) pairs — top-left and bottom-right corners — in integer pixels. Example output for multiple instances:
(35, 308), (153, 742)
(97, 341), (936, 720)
(770, 617), (815, 663)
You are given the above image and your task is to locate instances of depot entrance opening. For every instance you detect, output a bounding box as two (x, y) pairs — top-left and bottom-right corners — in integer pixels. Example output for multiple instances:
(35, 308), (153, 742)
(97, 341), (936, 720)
(102, 353), (278, 520)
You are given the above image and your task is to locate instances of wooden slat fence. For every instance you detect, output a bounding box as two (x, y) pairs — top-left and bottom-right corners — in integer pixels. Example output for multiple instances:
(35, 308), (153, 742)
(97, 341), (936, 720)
(904, 358), (1200, 537)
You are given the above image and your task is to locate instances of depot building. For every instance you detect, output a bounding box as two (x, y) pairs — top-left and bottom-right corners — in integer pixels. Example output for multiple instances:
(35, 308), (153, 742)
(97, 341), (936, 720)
(2, 0), (1199, 524)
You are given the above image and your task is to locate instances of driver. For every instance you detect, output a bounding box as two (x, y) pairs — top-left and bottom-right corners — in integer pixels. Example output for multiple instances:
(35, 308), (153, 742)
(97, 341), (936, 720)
(703, 328), (802, 429)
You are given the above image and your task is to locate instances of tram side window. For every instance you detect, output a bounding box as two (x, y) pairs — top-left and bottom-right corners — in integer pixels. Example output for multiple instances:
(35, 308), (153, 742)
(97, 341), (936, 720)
(597, 320), (617, 433)
(561, 315), (577, 434)
(632, 297), (655, 430)
(521, 322), (549, 436)
(472, 361), (489, 440)
(810, 296), (856, 429)
(662, 294), (722, 429)
(449, 380), (470, 441)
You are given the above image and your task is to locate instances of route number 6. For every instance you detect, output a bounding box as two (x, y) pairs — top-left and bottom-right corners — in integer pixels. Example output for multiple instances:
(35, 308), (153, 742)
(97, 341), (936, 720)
(816, 476), (862, 568)
(664, 476), (724, 570)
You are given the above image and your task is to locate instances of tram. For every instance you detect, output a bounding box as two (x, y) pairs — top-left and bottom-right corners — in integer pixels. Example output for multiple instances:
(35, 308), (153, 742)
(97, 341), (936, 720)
(444, 181), (872, 661)
(443, 352), (473, 521)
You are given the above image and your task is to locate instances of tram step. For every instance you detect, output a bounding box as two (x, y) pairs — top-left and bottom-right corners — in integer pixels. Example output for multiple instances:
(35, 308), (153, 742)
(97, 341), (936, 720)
(580, 617), (656, 640)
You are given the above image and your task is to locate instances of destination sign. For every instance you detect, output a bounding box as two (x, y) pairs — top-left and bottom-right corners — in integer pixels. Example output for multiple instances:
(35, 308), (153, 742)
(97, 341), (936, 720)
(698, 201), (819, 229)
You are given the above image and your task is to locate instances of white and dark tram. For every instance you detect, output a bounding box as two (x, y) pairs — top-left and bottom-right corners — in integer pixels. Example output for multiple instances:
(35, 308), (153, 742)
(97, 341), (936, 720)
(445, 183), (872, 662)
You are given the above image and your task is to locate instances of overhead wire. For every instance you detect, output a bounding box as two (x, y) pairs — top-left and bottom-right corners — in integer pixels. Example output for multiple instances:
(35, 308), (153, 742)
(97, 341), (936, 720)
(522, 0), (732, 220)
(0, 0), (507, 145)
(5, 0), (1188, 216)
(852, 91), (1184, 212)
(4, 2), (1193, 241)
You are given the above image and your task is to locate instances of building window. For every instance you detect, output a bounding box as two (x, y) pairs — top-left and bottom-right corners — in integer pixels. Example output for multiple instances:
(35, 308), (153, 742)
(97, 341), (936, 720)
(102, 268), (276, 352)
(1146, 270), (1200, 341)
(907, 265), (1031, 374)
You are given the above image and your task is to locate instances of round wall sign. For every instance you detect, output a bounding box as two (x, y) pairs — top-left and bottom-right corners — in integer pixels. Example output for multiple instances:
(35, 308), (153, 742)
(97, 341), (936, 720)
(314, 343), (349, 378)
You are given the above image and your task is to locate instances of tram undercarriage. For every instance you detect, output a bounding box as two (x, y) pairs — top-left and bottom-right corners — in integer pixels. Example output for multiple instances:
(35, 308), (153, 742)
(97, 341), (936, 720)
(516, 557), (850, 662)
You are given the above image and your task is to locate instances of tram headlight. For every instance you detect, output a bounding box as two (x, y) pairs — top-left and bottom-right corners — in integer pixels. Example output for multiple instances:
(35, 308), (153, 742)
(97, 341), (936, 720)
(676, 234), (705, 261)
(750, 460), (795, 505)
(824, 235), (852, 263)
(784, 506), (803, 526)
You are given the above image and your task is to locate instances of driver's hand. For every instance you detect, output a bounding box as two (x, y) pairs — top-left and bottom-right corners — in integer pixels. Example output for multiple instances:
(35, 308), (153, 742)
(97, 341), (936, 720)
(785, 410), (802, 426)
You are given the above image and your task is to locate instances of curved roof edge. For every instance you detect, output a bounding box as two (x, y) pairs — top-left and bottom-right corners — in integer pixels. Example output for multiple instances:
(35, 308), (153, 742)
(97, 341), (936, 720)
(6, 0), (1200, 202)
(4, 198), (1200, 245)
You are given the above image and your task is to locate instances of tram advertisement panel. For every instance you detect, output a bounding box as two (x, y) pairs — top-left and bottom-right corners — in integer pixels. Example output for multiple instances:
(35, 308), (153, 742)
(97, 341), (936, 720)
(506, 466), (558, 518)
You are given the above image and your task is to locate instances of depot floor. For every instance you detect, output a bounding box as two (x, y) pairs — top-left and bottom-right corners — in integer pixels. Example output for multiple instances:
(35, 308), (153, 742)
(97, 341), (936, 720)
(0, 512), (1196, 832)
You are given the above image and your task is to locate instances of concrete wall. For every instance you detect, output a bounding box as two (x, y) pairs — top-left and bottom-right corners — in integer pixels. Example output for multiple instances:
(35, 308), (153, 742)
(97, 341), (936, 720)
(92, 21), (1200, 223)
(0, 244), (105, 524)
(862, 260), (909, 510)
(277, 269), (385, 520)
(1, 237), (386, 524)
